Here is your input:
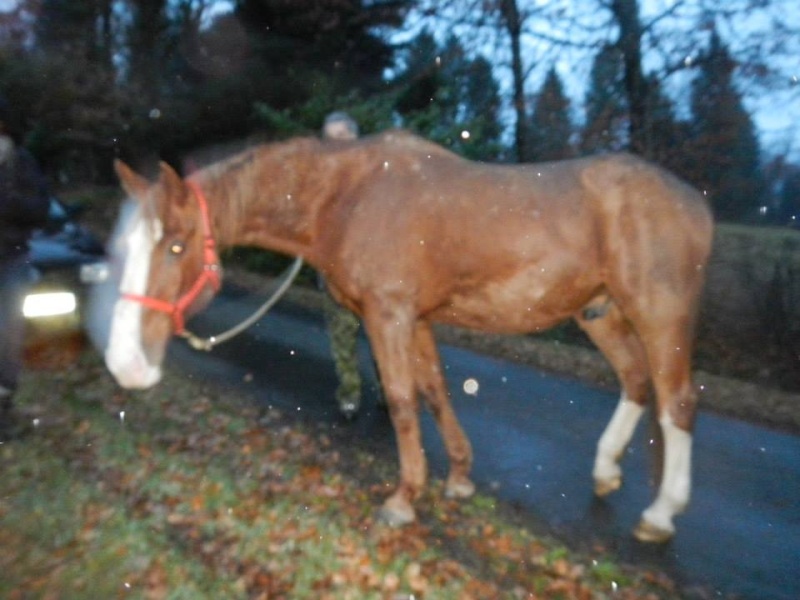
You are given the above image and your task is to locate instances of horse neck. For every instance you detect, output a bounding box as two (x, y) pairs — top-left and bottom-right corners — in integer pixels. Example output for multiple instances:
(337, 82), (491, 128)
(193, 141), (334, 259)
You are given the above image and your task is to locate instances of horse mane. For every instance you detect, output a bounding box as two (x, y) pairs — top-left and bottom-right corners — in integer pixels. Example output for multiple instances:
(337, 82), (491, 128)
(367, 129), (459, 160)
(192, 136), (324, 244)
(194, 130), (462, 248)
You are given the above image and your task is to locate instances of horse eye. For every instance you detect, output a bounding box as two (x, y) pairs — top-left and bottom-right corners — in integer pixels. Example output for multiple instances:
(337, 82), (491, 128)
(169, 241), (185, 255)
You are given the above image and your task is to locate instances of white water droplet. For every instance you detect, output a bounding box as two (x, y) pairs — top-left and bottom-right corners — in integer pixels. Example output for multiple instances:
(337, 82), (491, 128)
(463, 378), (479, 395)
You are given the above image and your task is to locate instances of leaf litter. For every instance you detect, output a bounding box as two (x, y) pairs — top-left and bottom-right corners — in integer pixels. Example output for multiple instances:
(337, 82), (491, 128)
(0, 349), (694, 599)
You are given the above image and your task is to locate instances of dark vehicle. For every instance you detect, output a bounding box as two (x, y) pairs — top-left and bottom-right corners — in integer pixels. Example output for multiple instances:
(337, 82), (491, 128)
(23, 198), (108, 365)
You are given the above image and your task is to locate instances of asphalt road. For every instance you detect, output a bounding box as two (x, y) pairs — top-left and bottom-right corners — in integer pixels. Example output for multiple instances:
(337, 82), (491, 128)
(167, 284), (800, 600)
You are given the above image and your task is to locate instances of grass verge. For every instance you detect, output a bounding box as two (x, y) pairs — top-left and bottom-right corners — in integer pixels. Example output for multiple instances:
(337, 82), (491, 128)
(2, 350), (681, 599)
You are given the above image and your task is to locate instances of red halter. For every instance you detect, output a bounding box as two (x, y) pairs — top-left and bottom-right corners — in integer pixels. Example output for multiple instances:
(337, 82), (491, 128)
(122, 180), (222, 335)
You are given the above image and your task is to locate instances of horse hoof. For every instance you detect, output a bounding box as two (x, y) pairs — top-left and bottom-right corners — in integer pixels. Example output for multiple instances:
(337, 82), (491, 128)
(633, 519), (674, 543)
(445, 477), (476, 499)
(377, 497), (416, 527)
(594, 476), (622, 497)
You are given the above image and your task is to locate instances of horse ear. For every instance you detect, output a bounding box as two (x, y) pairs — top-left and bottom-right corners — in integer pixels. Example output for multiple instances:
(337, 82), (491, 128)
(114, 159), (151, 201)
(158, 161), (189, 208)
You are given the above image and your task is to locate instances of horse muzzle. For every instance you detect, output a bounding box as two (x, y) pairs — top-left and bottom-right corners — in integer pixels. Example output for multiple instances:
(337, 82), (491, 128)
(105, 346), (163, 389)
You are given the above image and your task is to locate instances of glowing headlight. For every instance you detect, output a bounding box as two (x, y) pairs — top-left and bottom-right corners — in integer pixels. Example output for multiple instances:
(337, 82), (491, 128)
(23, 292), (77, 318)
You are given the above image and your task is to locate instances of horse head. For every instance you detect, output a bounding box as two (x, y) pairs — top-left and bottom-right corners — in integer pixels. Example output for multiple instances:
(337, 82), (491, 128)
(105, 160), (221, 389)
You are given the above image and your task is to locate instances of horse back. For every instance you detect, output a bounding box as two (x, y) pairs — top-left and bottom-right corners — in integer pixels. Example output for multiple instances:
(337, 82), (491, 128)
(318, 148), (591, 326)
(318, 140), (712, 332)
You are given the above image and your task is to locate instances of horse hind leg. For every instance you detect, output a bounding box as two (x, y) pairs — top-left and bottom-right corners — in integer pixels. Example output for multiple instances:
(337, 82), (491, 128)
(634, 319), (698, 543)
(576, 299), (650, 498)
(412, 321), (475, 499)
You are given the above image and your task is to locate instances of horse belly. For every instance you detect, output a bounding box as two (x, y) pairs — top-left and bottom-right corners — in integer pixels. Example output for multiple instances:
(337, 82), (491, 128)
(431, 266), (597, 334)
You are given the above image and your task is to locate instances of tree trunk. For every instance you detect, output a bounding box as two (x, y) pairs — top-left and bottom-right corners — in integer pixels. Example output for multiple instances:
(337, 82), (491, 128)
(130, 0), (168, 105)
(500, 0), (528, 162)
(610, 0), (649, 156)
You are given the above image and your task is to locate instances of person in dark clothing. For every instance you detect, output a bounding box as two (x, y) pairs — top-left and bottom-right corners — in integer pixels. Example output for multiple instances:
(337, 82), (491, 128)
(0, 99), (50, 439)
(319, 112), (364, 417)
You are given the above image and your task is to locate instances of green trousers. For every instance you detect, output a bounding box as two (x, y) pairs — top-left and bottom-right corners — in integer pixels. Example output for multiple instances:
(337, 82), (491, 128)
(322, 291), (362, 417)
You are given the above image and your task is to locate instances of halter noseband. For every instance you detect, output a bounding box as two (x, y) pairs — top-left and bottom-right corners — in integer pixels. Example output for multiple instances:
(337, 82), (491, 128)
(122, 180), (222, 335)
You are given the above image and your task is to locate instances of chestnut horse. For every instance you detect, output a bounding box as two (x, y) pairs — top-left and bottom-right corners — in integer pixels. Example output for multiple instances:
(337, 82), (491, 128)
(106, 130), (713, 542)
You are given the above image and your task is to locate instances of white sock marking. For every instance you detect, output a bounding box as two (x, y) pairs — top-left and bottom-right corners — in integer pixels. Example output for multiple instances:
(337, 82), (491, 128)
(642, 414), (692, 534)
(593, 396), (644, 484)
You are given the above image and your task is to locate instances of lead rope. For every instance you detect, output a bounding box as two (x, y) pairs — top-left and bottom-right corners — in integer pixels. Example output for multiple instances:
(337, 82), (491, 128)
(179, 256), (304, 351)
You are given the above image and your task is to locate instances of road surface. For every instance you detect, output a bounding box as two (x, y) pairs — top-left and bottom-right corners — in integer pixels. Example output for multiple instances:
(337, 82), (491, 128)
(167, 284), (800, 600)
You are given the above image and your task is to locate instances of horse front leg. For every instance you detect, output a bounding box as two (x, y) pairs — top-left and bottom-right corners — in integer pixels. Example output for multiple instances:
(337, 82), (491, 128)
(412, 321), (475, 499)
(362, 302), (425, 526)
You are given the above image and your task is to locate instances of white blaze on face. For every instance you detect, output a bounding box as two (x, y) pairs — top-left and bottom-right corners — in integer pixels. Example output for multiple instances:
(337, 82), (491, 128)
(105, 205), (164, 389)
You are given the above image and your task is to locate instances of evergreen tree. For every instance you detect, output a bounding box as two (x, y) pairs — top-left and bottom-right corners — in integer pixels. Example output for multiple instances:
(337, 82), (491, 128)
(126, 0), (170, 105)
(527, 67), (572, 162)
(581, 45), (627, 155)
(580, 45), (687, 173)
(643, 74), (687, 175)
(36, 0), (113, 65)
(132, 1), (409, 161)
(395, 30), (442, 116)
(460, 56), (503, 160)
(234, 0), (408, 97)
(689, 30), (765, 222)
(22, 0), (120, 181)
(394, 32), (502, 160)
